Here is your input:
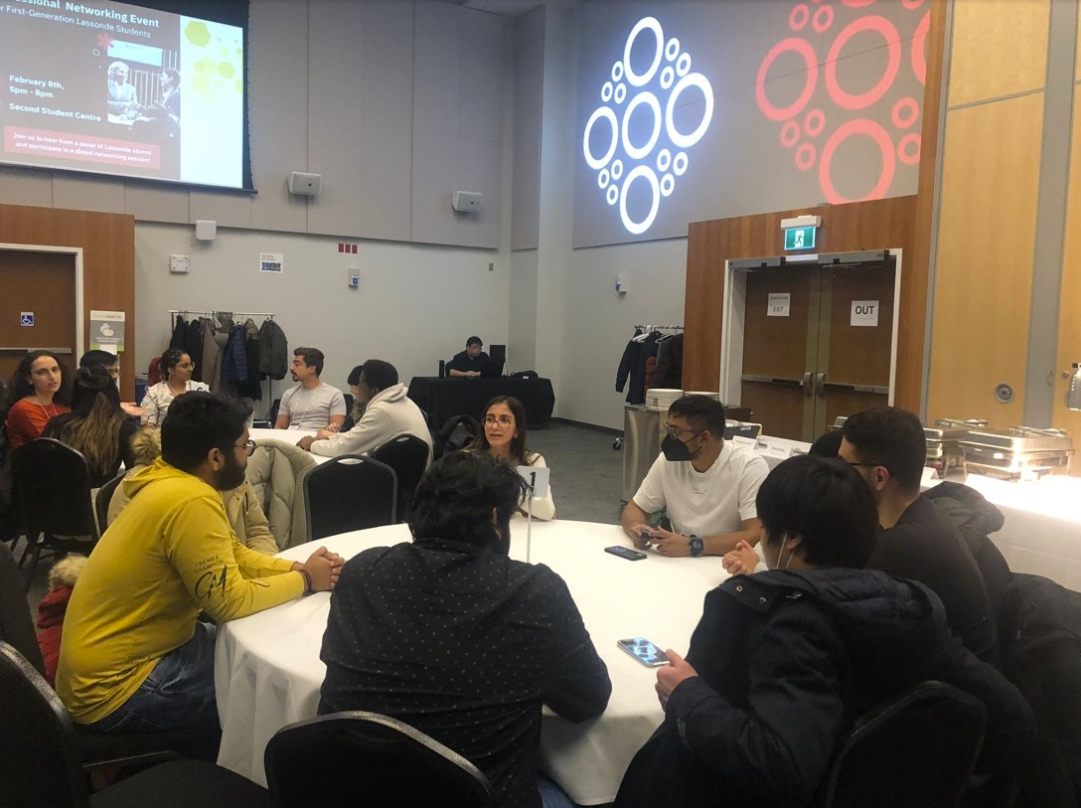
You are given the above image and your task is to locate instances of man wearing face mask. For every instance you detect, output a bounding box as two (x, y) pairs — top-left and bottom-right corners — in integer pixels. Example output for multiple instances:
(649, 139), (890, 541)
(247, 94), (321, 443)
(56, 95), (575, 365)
(57, 392), (344, 734)
(621, 395), (768, 557)
(319, 451), (611, 808)
(615, 456), (1034, 808)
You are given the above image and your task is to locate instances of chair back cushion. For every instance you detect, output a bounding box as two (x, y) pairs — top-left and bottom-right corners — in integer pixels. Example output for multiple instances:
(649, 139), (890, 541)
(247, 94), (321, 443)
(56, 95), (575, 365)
(0, 642), (88, 808)
(265, 711), (493, 808)
(11, 439), (96, 540)
(371, 435), (430, 520)
(247, 440), (316, 550)
(825, 681), (987, 808)
(0, 544), (46, 676)
(304, 455), (397, 541)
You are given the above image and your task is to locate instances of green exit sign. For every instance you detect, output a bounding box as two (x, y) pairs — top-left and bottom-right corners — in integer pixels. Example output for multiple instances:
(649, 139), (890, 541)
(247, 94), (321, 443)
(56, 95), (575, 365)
(784, 226), (816, 250)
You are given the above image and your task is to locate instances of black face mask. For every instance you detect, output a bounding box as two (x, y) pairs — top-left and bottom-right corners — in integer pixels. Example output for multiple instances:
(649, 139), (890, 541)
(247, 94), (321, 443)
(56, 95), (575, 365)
(662, 434), (697, 462)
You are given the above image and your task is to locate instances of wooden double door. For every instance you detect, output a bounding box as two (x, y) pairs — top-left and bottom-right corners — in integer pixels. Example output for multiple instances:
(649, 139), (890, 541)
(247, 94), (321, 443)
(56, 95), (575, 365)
(739, 258), (896, 441)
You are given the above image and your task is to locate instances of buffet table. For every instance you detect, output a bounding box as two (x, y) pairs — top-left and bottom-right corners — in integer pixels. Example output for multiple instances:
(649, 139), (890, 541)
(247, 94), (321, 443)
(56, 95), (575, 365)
(742, 434), (1081, 592)
(407, 376), (555, 427)
(215, 521), (727, 803)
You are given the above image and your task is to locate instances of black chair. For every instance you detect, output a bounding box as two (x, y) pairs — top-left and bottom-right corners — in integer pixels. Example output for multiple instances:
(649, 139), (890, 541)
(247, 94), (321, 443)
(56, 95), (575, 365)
(0, 642), (270, 808)
(265, 711), (494, 808)
(268, 397), (281, 424)
(439, 359), (447, 378)
(0, 542), (46, 676)
(11, 438), (98, 589)
(371, 435), (430, 521)
(303, 454), (397, 540)
(95, 472), (126, 533)
(824, 681), (987, 808)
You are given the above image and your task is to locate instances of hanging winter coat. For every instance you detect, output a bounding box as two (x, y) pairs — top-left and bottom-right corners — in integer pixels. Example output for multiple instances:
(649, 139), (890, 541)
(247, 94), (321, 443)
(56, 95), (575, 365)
(258, 319), (288, 380)
(221, 326), (249, 384)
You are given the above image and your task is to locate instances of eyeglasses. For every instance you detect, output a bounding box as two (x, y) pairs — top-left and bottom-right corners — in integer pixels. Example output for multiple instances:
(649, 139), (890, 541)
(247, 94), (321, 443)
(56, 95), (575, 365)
(844, 460), (890, 472)
(177, 361), (195, 370)
(484, 414), (514, 426)
(234, 440), (256, 457)
(664, 422), (700, 440)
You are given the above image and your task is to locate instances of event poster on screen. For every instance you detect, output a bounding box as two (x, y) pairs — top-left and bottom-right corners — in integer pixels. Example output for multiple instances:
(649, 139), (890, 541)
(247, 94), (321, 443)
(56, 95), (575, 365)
(1, 0), (244, 189)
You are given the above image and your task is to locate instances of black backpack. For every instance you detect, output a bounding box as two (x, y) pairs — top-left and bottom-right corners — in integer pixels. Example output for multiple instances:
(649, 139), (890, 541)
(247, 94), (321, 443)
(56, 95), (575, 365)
(435, 415), (481, 458)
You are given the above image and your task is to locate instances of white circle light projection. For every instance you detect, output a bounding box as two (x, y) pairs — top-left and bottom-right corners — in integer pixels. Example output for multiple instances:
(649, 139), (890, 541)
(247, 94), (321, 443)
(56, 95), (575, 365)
(583, 16), (714, 236)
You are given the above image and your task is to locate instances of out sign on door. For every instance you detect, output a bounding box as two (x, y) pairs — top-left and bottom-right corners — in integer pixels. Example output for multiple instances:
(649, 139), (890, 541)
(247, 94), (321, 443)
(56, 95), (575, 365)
(850, 300), (879, 327)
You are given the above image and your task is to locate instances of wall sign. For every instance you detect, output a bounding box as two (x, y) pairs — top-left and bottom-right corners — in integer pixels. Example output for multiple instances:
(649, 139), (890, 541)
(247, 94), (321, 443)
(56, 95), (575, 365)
(19, 312), (34, 326)
(90, 310), (126, 351)
(850, 300), (880, 327)
(783, 226), (816, 250)
(767, 292), (791, 317)
(259, 252), (284, 273)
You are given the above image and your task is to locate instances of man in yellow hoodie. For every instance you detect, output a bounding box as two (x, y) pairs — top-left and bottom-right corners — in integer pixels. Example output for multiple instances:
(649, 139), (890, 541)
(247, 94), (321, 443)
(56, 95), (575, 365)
(57, 392), (343, 733)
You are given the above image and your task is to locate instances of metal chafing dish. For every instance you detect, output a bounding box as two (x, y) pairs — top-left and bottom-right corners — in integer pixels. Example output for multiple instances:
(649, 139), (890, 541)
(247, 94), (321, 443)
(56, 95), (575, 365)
(959, 426), (1074, 479)
(924, 419), (986, 480)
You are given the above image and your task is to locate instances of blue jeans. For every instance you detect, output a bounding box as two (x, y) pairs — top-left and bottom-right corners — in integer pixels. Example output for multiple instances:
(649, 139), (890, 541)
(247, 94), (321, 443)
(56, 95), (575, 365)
(538, 774), (577, 808)
(84, 623), (219, 733)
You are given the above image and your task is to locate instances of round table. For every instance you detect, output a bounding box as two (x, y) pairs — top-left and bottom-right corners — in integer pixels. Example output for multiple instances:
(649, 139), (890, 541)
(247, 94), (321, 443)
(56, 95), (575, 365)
(214, 520), (730, 805)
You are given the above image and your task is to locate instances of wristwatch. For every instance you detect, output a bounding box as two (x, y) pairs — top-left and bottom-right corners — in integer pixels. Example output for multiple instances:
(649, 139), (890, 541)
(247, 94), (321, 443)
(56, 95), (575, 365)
(689, 535), (704, 557)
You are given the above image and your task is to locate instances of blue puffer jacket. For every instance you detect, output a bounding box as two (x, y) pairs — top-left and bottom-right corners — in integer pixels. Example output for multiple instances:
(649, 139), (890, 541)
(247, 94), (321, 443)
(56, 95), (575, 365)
(616, 567), (1036, 808)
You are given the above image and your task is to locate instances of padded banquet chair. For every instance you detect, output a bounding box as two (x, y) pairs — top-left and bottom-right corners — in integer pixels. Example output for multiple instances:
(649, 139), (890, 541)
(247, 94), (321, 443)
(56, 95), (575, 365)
(11, 438), (98, 590)
(0, 542), (46, 676)
(823, 681), (987, 808)
(0, 642), (269, 808)
(94, 472), (126, 534)
(371, 434), (430, 521)
(303, 454), (397, 540)
(265, 711), (494, 808)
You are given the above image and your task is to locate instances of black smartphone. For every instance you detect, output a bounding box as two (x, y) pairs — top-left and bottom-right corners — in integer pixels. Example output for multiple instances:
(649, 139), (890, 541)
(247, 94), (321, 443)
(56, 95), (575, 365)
(605, 545), (647, 561)
(617, 638), (670, 667)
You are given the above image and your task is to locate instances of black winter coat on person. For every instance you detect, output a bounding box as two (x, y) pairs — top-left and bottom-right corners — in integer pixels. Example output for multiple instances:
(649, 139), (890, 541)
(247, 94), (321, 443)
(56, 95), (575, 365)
(615, 567), (1035, 808)
(925, 481), (1012, 620)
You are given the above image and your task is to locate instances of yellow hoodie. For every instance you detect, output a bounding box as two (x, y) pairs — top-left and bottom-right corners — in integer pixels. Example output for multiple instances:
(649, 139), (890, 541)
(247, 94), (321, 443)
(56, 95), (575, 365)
(56, 458), (304, 724)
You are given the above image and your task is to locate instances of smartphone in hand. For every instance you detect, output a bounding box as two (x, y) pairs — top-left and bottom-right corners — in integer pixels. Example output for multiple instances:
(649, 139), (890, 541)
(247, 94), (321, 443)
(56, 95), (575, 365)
(617, 638), (670, 667)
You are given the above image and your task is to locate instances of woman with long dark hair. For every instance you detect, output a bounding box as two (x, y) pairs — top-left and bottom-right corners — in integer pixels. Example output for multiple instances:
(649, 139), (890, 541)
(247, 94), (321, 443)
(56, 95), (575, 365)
(43, 366), (139, 487)
(473, 395), (555, 520)
(3, 350), (71, 450)
(140, 348), (208, 426)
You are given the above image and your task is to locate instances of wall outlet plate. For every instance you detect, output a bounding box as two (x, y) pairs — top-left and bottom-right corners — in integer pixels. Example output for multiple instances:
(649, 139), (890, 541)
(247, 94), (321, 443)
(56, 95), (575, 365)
(347, 267), (360, 288)
(170, 254), (190, 274)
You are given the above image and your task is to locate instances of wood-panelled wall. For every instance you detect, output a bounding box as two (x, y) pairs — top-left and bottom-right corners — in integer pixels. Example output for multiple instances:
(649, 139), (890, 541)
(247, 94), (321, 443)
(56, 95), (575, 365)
(0, 204), (136, 400)
(925, 0), (1050, 426)
(1053, 86), (1081, 436)
(683, 0), (947, 417)
(683, 196), (922, 412)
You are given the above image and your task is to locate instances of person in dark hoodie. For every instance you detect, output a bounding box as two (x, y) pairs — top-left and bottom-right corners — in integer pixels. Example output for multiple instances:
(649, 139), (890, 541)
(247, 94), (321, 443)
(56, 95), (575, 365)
(615, 455), (1034, 808)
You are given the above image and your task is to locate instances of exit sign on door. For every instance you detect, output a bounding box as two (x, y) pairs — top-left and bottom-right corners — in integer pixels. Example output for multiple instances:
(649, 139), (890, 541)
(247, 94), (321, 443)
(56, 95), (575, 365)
(784, 226), (816, 250)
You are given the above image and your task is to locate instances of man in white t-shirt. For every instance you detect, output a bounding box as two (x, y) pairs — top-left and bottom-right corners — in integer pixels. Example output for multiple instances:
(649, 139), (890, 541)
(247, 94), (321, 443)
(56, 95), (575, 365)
(274, 347), (347, 431)
(621, 395), (768, 557)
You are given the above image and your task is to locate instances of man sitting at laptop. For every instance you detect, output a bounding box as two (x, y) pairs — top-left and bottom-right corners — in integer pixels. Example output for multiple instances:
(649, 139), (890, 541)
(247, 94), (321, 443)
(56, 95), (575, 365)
(447, 336), (490, 378)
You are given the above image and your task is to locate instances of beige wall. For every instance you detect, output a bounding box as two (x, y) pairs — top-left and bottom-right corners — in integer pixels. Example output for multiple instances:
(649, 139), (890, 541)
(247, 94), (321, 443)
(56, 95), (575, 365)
(927, 0), (1051, 426)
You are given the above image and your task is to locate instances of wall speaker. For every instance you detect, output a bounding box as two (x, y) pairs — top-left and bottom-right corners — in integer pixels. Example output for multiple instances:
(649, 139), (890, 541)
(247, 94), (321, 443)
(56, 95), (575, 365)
(195, 220), (217, 241)
(289, 171), (321, 196)
(452, 190), (482, 214)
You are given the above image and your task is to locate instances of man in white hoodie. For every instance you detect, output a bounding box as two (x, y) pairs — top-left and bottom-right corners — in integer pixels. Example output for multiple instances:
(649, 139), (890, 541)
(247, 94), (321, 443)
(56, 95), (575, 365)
(297, 359), (434, 464)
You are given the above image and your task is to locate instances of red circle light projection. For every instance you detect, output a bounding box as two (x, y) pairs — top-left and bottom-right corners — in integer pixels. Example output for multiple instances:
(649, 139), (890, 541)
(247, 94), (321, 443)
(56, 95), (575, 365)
(755, 2), (925, 204)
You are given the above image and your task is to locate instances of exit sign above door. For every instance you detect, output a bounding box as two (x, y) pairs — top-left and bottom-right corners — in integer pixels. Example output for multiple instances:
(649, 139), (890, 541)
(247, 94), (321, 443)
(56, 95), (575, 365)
(784, 226), (816, 251)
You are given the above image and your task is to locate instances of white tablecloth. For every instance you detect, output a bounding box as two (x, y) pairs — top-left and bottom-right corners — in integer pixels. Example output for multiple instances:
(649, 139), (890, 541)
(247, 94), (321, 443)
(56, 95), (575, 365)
(248, 427), (330, 464)
(215, 521), (728, 804)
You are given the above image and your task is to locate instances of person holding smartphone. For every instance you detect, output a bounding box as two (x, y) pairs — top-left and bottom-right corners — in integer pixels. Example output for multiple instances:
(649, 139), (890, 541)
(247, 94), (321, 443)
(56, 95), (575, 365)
(615, 456), (1034, 808)
(620, 395), (768, 557)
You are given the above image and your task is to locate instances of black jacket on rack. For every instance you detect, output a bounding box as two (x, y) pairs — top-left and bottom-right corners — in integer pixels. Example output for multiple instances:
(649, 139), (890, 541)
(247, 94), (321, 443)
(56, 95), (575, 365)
(169, 316), (188, 351)
(185, 319), (204, 382)
(650, 334), (683, 390)
(616, 331), (661, 405)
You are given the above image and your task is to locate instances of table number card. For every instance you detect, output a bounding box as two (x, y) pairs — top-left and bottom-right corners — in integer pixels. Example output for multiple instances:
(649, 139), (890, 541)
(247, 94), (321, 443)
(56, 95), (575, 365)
(517, 465), (550, 497)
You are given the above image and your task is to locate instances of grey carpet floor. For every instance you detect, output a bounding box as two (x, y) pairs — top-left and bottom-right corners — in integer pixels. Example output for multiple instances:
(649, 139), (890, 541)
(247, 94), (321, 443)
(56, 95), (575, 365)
(526, 420), (625, 525)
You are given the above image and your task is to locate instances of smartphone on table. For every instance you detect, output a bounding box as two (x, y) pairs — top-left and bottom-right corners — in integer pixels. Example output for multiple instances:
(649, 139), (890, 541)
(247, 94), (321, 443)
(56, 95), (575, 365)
(605, 545), (647, 561)
(617, 638), (670, 667)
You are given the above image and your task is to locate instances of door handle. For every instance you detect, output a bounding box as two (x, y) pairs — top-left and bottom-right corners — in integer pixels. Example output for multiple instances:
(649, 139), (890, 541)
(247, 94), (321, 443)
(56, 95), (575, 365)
(802, 372), (813, 397)
(816, 373), (826, 398)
